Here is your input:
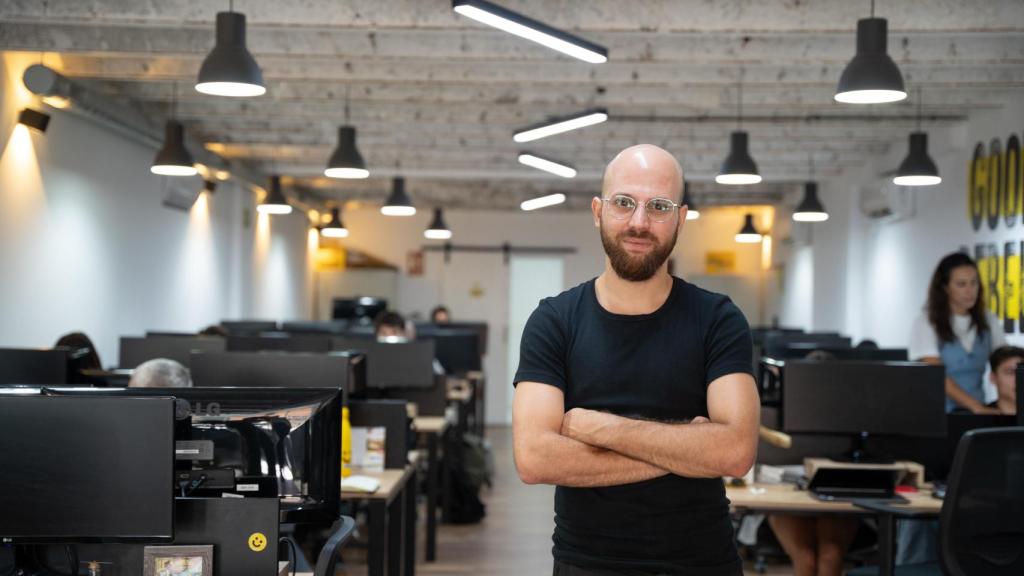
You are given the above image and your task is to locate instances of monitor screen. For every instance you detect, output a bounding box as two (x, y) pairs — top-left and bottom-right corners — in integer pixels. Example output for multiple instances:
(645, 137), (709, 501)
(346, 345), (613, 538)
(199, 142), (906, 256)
(221, 321), (279, 335)
(331, 297), (387, 322)
(119, 336), (226, 369)
(0, 348), (69, 385)
(783, 360), (947, 438)
(763, 333), (852, 359)
(421, 329), (482, 374)
(189, 351), (354, 391)
(333, 338), (436, 389)
(0, 395), (175, 543)
(225, 334), (333, 353)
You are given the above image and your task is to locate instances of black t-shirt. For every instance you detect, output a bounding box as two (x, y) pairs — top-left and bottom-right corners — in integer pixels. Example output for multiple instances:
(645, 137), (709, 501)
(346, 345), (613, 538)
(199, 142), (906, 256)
(514, 276), (753, 575)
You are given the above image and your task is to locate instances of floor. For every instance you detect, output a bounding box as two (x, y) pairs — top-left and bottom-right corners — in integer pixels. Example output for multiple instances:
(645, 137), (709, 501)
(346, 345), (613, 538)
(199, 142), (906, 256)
(339, 426), (795, 575)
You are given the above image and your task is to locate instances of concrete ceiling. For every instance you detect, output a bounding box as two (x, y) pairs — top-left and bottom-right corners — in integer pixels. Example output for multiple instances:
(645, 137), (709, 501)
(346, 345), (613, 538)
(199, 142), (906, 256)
(2, 0), (1023, 210)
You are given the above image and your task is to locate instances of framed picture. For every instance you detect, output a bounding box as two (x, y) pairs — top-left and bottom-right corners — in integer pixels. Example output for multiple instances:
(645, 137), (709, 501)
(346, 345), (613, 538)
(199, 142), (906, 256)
(143, 545), (213, 576)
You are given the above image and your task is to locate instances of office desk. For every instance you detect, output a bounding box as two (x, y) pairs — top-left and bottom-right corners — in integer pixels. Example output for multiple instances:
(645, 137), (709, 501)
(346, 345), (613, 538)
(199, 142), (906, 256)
(727, 483), (942, 576)
(413, 416), (449, 562)
(343, 467), (417, 576)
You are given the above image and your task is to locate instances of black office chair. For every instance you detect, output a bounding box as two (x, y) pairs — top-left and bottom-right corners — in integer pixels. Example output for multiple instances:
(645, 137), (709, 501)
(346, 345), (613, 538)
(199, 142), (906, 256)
(848, 427), (1024, 576)
(313, 516), (357, 576)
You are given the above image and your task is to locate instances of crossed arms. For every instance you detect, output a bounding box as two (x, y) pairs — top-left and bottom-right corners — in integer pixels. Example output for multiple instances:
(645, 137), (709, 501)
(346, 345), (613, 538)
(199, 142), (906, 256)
(512, 373), (760, 487)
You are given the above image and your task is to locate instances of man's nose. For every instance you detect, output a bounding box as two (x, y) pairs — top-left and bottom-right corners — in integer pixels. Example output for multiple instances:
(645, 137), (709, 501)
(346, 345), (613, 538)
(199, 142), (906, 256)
(629, 203), (651, 229)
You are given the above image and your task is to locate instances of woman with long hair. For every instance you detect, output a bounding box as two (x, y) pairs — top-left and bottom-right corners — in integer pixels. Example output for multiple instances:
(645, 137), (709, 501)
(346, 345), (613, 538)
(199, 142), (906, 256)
(910, 252), (1003, 413)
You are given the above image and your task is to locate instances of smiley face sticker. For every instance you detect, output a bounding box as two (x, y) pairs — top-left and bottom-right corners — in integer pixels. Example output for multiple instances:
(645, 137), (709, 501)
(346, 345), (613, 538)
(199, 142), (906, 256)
(248, 532), (268, 552)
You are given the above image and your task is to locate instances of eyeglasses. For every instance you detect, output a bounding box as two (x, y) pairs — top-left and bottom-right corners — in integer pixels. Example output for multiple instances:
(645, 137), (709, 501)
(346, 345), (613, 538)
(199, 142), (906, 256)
(602, 194), (680, 223)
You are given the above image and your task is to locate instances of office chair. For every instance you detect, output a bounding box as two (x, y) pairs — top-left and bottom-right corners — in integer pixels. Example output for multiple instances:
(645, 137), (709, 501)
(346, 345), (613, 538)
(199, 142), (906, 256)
(313, 516), (357, 576)
(848, 427), (1024, 576)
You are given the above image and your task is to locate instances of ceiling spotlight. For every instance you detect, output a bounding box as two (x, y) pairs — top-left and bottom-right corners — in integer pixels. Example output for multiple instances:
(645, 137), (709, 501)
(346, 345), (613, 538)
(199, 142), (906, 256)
(834, 3), (906, 104)
(320, 207), (349, 238)
(735, 213), (763, 243)
(381, 177), (417, 216)
(195, 9), (266, 97)
(518, 153), (577, 178)
(325, 126), (369, 179)
(682, 182), (700, 220)
(424, 208), (453, 240)
(23, 64), (75, 110)
(452, 0), (608, 64)
(520, 193), (566, 211)
(792, 182), (829, 222)
(513, 109), (607, 143)
(151, 120), (197, 176)
(17, 108), (50, 133)
(257, 175), (292, 215)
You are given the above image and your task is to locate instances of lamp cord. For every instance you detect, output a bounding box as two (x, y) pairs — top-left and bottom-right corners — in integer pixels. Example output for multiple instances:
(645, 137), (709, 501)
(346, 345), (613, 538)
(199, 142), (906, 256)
(870, 0), (875, 18)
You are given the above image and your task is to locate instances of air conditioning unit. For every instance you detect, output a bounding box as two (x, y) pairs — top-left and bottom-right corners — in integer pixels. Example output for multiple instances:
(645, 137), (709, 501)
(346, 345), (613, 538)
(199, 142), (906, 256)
(859, 180), (915, 222)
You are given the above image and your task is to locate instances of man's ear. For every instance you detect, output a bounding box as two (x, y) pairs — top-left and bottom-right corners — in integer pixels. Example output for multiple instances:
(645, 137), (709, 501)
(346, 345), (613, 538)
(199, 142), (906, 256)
(591, 196), (602, 228)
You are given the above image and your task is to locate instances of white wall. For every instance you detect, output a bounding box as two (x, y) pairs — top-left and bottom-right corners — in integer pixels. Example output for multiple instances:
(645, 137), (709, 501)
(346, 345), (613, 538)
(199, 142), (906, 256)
(0, 53), (312, 366)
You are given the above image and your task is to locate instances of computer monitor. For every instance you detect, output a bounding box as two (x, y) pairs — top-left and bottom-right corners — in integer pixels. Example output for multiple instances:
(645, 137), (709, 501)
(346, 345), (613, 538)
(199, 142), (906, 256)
(333, 338), (436, 389)
(190, 351), (359, 393)
(119, 336), (227, 369)
(420, 329), (482, 374)
(782, 344), (908, 362)
(418, 321), (489, 356)
(225, 333), (333, 353)
(763, 333), (852, 359)
(220, 320), (279, 335)
(280, 320), (351, 335)
(332, 297), (387, 322)
(782, 360), (947, 461)
(0, 348), (69, 385)
(0, 395), (175, 543)
(47, 386), (342, 524)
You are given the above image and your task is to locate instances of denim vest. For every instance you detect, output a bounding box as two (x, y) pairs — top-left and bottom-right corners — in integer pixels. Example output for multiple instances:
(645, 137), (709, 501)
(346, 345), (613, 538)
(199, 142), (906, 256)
(939, 329), (991, 412)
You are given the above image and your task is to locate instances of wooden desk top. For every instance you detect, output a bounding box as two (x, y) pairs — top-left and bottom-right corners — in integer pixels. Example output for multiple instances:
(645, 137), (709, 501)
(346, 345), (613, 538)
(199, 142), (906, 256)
(414, 416), (448, 435)
(726, 482), (943, 515)
(341, 466), (414, 501)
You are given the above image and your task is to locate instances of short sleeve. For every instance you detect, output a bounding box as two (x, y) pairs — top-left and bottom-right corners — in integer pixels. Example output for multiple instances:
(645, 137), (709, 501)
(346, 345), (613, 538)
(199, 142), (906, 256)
(513, 300), (568, 391)
(988, 312), (1007, 350)
(909, 313), (940, 360)
(703, 297), (754, 386)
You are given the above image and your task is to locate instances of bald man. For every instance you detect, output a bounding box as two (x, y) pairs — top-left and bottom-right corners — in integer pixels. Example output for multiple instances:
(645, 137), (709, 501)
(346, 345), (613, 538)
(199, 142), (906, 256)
(513, 145), (759, 575)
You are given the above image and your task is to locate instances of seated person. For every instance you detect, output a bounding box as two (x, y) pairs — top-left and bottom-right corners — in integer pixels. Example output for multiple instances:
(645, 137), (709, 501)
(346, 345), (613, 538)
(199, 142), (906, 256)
(55, 331), (102, 370)
(199, 324), (228, 337)
(129, 358), (192, 388)
(375, 310), (410, 342)
(430, 305), (450, 324)
(988, 345), (1022, 414)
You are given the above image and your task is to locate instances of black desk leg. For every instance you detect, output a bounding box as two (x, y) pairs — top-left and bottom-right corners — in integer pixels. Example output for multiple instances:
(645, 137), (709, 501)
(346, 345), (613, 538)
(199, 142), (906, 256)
(388, 494), (403, 576)
(405, 479), (417, 576)
(426, 433), (439, 562)
(369, 500), (387, 576)
(879, 514), (895, 576)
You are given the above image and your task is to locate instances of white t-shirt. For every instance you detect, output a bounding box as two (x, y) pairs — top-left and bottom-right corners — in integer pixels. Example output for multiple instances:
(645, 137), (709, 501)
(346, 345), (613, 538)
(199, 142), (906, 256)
(909, 311), (1004, 402)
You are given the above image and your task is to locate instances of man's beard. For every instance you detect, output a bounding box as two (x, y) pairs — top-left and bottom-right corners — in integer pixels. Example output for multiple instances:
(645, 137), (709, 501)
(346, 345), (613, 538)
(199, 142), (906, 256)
(600, 221), (678, 282)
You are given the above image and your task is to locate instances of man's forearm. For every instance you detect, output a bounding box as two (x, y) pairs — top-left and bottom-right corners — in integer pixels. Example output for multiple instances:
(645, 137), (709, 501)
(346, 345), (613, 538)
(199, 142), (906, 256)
(567, 413), (754, 478)
(514, 429), (669, 487)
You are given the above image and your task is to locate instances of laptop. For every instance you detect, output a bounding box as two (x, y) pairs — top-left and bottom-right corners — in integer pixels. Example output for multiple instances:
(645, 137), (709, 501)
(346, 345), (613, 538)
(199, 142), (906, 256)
(808, 468), (907, 503)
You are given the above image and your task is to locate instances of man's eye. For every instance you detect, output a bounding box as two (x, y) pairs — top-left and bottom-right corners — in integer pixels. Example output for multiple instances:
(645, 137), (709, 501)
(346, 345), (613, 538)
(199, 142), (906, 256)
(650, 200), (673, 213)
(614, 197), (634, 208)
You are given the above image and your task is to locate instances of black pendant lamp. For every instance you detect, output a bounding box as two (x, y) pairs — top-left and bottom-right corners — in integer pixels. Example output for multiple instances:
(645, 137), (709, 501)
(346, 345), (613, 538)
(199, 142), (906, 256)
(735, 213), (763, 244)
(834, 1), (906, 104)
(195, 3), (266, 97)
(717, 72), (761, 185)
(682, 182), (700, 221)
(325, 126), (369, 179)
(320, 207), (349, 238)
(793, 183), (829, 222)
(257, 175), (292, 215)
(894, 88), (941, 186)
(381, 177), (416, 216)
(424, 208), (453, 240)
(151, 120), (197, 176)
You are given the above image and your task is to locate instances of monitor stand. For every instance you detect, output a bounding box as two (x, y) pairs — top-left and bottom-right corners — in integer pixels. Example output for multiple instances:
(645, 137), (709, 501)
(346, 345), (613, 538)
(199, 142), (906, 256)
(837, 431), (895, 464)
(7, 544), (79, 576)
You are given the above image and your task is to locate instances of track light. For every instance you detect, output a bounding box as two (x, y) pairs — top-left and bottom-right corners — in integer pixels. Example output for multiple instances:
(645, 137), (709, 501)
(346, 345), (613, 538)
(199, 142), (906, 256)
(735, 213), (763, 243)
(257, 175), (292, 214)
(151, 120), (197, 176)
(320, 207), (349, 238)
(518, 153), (577, 178)
(381, 178), (416, 216)
(17, 108), (50, 133)
(452, 0), (607, 64)
(23, 64), (74, 110)
(682, 182), (700, 220)
(513, 109), (607, 143)
(834, 2), (906, 104)
(195, 9), (266, 97)
(325, 126), (369, 179)
(424, 208), (453, 240)
(793, 182), (829, 222)
(520, 193), (566, 211)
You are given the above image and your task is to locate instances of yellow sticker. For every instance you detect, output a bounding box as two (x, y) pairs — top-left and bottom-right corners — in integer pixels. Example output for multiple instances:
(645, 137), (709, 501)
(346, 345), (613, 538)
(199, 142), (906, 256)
(248, 532), (268, 552)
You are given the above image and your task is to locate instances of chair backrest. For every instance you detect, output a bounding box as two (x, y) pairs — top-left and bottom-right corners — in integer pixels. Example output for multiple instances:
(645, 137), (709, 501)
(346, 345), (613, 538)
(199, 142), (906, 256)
(940, 427), (1024, 576)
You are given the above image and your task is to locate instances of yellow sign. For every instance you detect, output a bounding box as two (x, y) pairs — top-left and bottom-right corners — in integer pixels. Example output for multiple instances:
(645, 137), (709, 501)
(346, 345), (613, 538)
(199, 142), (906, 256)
(248, 532), (268, 552)
(705, 251), (737, 274)
(315, 246), (347, 272)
